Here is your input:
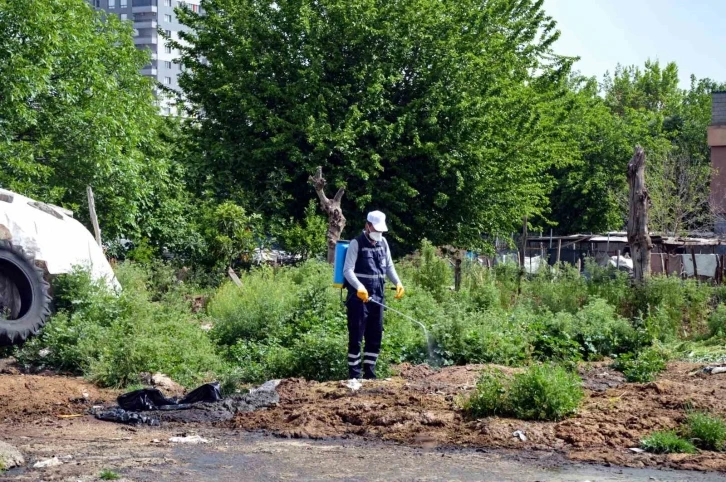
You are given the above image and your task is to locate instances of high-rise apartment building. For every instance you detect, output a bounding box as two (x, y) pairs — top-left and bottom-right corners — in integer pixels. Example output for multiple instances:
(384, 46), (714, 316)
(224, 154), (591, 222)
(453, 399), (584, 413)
(88, 0), (200, 115)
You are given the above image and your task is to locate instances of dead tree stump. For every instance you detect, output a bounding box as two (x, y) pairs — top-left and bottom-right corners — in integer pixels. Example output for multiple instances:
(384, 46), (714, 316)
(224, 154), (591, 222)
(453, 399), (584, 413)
(627, 146), (653, 282)
(309, 166), (346, 264)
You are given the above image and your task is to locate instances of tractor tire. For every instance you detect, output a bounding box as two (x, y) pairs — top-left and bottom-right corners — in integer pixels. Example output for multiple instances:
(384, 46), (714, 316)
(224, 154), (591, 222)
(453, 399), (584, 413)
(0, 241), (52, 346)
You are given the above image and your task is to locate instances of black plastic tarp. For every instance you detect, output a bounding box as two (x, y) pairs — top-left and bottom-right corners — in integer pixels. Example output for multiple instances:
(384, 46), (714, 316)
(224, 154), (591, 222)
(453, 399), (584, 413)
(117, 382), (222, 411)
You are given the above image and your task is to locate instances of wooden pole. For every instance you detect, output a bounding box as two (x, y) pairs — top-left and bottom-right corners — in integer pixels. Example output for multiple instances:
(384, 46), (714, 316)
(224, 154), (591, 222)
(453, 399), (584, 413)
(86, 186), (102, 247)
(690, 247), (698, 279)
(660, 253), (665, 274)
(454, 258), (462, 292)
(616, 250), (621, 271)
(227, 267), (243, 288)
(519, 216), (528, 268)
(605, 233), (610, 255)
(556, 238), (562, 266)
(549, 229), (553, 249)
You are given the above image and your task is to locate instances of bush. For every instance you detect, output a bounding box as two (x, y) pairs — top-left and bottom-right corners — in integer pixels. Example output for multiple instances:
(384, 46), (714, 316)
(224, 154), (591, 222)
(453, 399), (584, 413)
(522, 264), (588, 314)
(613, 345), (669, 383)
(684, 412), (726, 451)
(464, 364), (583, 421)
(641, 430), (697, 454)
(227, 339), (295, 383)
(208, 267), (298, 346)
(412, 239), (452, 301)
(708, 304), (726, 338)
(17, 264), (227, 388)
(508, 364), (584, 421)
(463, 368), (510, 418)
(432, 306), (532, 367)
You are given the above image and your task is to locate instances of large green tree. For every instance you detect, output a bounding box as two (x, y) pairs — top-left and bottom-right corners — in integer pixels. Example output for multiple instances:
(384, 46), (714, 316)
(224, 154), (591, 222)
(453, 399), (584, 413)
(0, 0), (191, 248)
(549, 61), (724, 235)
(174, 0), (576, 250)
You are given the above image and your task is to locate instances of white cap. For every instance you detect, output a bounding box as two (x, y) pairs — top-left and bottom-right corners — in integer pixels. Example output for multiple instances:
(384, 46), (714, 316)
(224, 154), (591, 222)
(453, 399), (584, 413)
(367, 210), (388, 232)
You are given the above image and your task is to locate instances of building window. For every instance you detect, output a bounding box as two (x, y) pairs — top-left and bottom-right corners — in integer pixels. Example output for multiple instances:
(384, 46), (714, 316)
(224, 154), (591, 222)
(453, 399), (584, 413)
(164, 77), (172, 85)
(164, 45), (172, 54)
(162, 106), (171, 116)
(120, 13), (127, 20)
(108, 0), (115, 8)
(164, 14), (172, 22)
(163, 0), (172, 6)
(165, 61), (172, 69)
(192, 4), (199, 12)
(165, 29), (172, 37)
(120, 0), (127, 7)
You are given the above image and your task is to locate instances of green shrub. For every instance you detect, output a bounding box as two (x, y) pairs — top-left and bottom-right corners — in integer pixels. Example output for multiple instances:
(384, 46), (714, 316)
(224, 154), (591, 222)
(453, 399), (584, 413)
(613, 345), (669, 383)
(684, 412), (726, 451)
(708, 304), (726, 338)
(99, 469), (121, 480)
(522, 264), (588, 314)
(571, 298), (636, 360)
(17, 264), (227, 388)
(465, 364), (583, 421)
(208, 267), (298, 346)
(629, 277), (712, 341)
(508, 364), (584, 421)
(412, 239), (451, 301)
(290, 327), (351, 381)
(641, 430), (697, 454)
(584, 259), (630, 311)
(226, 339), (295, 383)
(530, 312), (583, 363)
(463, 368), (510, 418)
(465, 264), (501, 311)
(432, 306), (531, 367)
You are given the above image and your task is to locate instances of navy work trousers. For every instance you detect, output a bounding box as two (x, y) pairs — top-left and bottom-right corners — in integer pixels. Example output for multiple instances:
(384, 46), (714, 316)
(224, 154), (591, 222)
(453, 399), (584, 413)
(346, 294), (384, 379)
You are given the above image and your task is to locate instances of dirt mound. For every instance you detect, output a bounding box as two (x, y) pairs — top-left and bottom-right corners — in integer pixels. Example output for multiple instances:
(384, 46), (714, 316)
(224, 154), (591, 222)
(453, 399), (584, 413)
(233, 362), (726, 472)
(0, 373), (117, 423)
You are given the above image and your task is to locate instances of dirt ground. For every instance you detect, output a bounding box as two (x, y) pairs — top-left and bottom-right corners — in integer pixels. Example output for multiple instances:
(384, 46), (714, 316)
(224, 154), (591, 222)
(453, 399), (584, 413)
(3, 360), (726, 478)
(233, 361), (726, 472)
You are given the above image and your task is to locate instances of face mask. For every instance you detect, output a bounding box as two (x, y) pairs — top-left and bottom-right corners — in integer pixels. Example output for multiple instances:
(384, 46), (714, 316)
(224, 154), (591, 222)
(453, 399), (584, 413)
(369, 231), (383, 242)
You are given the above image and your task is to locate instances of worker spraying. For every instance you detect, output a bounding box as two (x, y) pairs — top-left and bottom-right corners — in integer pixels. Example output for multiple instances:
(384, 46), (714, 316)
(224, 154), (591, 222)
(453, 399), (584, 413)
(342, 211), (405, 380)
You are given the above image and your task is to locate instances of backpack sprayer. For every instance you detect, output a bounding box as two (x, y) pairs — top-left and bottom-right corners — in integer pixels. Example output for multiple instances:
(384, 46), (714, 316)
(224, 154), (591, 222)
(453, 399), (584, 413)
(332, 240), (433, 358)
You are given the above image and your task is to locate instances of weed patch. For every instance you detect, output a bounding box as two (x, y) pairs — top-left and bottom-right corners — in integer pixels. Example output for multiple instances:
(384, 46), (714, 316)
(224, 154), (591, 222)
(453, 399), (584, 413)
(641, 430), (697, 454)
(684, 412), (726, 451)
(613, 345), (669, 383)
(464, 364), (583, 421)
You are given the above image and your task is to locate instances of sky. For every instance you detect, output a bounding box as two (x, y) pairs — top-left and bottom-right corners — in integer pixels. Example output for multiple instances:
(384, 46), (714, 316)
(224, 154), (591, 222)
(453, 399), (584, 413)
(543, 0), (726, 88)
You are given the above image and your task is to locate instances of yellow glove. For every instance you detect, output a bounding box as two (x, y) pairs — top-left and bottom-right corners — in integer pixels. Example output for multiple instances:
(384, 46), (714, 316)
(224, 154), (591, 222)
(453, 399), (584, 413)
(357, 287), (369, 303)
(395, 283), (405, 299)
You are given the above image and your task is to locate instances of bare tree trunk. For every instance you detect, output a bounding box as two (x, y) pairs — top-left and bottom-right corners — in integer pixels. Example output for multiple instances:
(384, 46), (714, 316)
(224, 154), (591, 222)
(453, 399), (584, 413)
(309, 167), (346, 264)
(627, 146), (653, 282)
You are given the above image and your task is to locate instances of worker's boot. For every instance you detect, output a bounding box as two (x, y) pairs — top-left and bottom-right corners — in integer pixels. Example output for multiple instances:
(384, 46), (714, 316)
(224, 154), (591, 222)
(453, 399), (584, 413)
(348, 352), (362, 379)
(362, 363), (376, 380)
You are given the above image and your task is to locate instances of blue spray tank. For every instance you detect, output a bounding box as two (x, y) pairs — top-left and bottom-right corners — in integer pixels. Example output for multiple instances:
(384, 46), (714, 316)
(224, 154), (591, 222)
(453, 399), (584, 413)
(332, 240), (350, 288)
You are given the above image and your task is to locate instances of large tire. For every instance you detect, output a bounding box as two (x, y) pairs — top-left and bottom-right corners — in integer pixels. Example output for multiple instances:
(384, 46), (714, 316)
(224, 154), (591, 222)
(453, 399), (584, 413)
(0, 241), (51, 346)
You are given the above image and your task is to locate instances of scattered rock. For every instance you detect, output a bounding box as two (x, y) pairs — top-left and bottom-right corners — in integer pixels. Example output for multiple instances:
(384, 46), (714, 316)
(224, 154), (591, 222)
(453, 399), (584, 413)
(250, 379), (282, 395)
(0, 440), (24, 470)
(169, 435), (209, 444)
(512, 430), (527, 442)
(33, 456), (62, 468)
(137, 372), (185, 397)
(629, 447), (646, 453)
(38, 348), (51, 358)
